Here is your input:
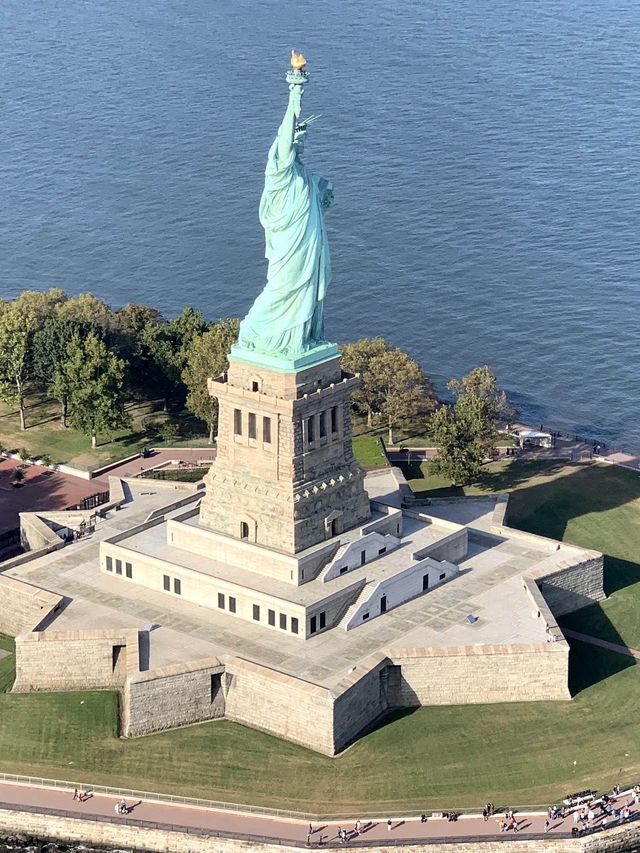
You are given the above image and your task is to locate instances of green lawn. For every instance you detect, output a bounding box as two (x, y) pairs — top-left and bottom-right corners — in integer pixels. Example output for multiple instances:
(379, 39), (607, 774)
(0, 634), (15, 694)
(0, 393), (212, 471)
(0, 642), (636, 811)
(2, 459), (640, 810)
(352, 435), (388, 469)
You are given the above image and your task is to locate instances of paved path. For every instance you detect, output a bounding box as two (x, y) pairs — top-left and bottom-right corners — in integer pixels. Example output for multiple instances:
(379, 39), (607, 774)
(92, 446), (216, 485)
(563, 629), (640, 659)
(0, 779), (636, 845)
(0, 459), (104, 538)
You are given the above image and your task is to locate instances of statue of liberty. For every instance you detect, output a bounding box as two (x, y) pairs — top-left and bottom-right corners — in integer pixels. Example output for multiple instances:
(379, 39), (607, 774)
(237, 52), (335, 360)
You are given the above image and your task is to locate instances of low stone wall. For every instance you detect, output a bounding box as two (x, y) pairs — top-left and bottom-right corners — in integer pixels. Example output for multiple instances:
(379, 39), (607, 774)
(124, 658), (226, 737)
(385, 642), (570, 706)
(332, 656), (389, 751)
(0, 576), (64, 636)
(13, 629), (134, 692)
(225, 658), (335, 755)
(533, 557), (605, 617)
(19, 513), (64, 553)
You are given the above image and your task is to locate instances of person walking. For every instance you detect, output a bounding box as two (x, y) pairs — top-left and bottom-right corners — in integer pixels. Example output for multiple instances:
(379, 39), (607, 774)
(544, 819), (550, 833)
(387, 819), (392, 832)
(354, 819), (361, 835)
(482, 807), (487, 822)
(73, 788), (79, 801)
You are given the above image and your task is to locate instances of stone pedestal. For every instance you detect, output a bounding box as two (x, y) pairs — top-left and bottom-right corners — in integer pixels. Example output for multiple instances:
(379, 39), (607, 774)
(199, 349), (371, 559)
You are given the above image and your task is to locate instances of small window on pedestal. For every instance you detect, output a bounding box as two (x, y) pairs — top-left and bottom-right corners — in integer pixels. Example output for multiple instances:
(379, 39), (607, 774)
(263, 416), (272, 443)
(234, 409), (242, 435)
(248, 412), (257, 439)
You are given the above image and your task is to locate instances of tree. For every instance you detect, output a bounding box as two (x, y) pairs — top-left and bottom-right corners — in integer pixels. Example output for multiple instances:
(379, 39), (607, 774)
(183, 319), (239, 443)
(57, 293), (112, 329)
(109, 304), (165, 398)
(170, 306), (208, 372)
(367, 349), (434, 445)
(341, 338), (392, 427)
(139, 321), (181, 411)
(32, 316), (84, 427)
(115, 303), (164, 338)
(0, 304), (32, 430)
(448, 365), (519, 426)
(67, 331), (130, 448)
(431, 389), (498, 486)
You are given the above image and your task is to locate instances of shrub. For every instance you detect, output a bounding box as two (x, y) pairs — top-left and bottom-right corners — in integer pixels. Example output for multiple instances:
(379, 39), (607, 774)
(13, 468), (25, 482)
(40, 454), (53, 467)
(159, 421), (179, 441)
(144, 419), (163, 438)
(18, 448), (30, 462)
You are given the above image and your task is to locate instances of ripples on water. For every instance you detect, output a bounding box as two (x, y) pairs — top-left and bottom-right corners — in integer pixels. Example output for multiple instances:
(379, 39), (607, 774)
(1, 0), (639, 449)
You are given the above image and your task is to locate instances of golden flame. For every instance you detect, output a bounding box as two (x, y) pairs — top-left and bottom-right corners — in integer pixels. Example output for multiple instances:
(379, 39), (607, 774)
(290, 50), (307, 70)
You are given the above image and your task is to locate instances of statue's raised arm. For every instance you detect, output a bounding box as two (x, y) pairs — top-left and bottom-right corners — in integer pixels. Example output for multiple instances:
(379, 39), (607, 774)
(274, 51), (306, 167)
(235, 52), (334, 363)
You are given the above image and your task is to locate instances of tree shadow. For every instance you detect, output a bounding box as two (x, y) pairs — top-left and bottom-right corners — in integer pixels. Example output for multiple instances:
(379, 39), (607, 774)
(505, 461), (640, 542)
(474, 459), (569, 494)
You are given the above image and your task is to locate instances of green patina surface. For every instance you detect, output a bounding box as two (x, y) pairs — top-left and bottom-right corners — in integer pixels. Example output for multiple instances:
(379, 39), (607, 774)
(237, 64), (336, 368)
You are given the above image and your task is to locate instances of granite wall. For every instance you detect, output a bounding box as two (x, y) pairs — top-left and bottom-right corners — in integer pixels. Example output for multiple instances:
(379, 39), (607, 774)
(124, 659), (226, 737)
(0, 575), (64, 636)
(224, 657), (335, 754)
(13, 629), (132, 692)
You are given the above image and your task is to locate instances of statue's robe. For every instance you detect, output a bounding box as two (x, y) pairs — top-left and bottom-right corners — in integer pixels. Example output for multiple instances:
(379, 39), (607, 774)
(238, 132), (331, 356)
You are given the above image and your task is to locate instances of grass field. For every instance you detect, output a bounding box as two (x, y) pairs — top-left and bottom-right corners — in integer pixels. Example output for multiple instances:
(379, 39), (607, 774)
(0, 640), (637, 811)
(1, 459), (640, 810)
(352, 435), (388, 469)
(0, 393), (211, 471)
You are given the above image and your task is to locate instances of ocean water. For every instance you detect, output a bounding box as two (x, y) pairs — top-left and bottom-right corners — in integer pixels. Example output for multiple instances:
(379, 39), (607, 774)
(1, 0), (639, 452)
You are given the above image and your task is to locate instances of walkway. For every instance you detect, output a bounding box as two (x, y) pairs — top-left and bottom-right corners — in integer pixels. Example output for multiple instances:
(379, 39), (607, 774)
(0, 779), (622, 845)
(0, 458), (104, 537)
(92, 446), (216, 486)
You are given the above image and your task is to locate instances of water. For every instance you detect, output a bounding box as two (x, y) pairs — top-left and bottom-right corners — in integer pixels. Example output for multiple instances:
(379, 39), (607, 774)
(1, 0), (639, 451)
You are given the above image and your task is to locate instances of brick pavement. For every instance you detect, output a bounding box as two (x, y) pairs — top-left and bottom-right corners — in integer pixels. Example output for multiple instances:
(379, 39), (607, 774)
(0, 779), (636, 844)
(0, 459), (104, 536)
(92, 447), (216, 486)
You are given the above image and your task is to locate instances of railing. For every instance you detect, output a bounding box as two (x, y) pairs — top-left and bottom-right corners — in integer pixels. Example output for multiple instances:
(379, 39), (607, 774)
(65, 490), (110, 511)
(0, 772), (549, 821)
(0, 773), (640, 849)
(0, 772), (638, 842)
